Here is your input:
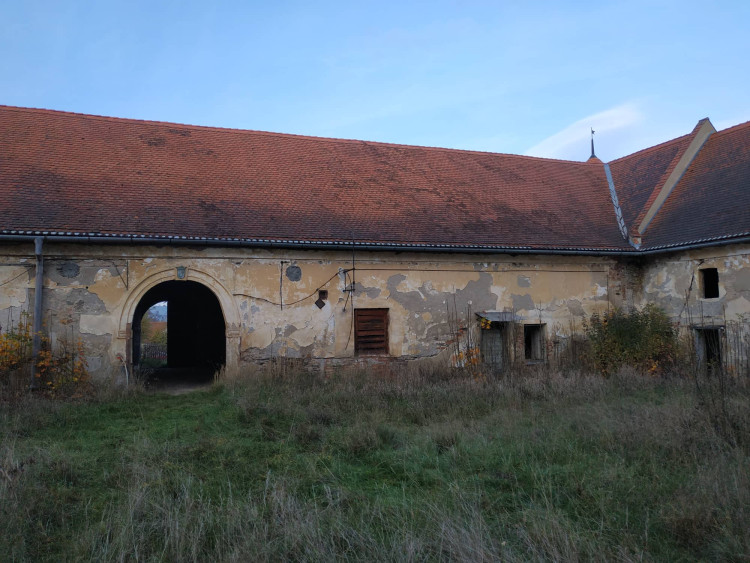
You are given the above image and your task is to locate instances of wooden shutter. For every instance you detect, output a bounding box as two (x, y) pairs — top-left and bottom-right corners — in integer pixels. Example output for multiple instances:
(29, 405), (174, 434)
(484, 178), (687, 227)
(355, 309), (389, 354)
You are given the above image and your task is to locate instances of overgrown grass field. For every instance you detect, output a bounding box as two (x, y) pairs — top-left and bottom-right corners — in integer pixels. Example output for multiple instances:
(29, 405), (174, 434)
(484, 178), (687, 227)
(2, 367), (748, 561)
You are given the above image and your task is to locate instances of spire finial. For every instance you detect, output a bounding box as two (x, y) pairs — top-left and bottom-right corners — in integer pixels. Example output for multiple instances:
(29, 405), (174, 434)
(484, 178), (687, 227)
(590, 127), (596, 158)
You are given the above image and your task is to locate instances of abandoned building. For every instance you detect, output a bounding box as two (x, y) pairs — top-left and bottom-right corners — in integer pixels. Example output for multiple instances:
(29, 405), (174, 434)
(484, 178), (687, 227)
(1, 105), (748, 380)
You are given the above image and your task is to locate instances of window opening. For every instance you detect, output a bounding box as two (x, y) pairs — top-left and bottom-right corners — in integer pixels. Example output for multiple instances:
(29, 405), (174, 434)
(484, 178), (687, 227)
(700, 268), (719, 299)
(524, 324), (545, 361)
(354, 309), (388, 354)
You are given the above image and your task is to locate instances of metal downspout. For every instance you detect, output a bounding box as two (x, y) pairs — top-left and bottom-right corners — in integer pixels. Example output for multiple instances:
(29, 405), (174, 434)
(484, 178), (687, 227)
(30, 237), (44, 387)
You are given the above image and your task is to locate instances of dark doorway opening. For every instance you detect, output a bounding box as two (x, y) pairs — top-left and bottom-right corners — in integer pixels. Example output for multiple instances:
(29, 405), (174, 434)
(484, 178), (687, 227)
(133, 281), (226, 386)
(524, 324), (546, 362)
(480, 322), (506, 371)
(695, 327), (723, 374)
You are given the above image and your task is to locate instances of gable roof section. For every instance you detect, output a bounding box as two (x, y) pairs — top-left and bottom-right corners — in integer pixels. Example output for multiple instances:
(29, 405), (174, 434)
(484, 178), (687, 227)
(637, 120), (750, 250)
(634, 118), (716, 236)
(0, 106), (630, 252)
(608, 128), (695, 229)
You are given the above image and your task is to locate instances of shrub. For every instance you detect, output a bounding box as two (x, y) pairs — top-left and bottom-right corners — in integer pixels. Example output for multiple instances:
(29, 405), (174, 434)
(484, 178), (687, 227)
(1, 314), (90, 399)
(584, 305), (677, 376)
(0, 313), (33, 397)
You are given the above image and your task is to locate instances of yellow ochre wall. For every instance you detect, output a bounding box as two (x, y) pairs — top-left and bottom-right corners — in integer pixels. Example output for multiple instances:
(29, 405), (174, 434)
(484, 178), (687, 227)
(0, 241), (633, 377)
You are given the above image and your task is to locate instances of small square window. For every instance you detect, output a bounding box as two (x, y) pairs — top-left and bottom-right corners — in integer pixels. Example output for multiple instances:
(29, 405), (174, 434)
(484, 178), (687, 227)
(700, 268), (719, 299)
(524, 324), (545, 361)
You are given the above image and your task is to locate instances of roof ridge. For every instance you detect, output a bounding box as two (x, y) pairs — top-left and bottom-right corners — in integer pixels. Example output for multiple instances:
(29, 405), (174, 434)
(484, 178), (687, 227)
(713, 118), (750, 135)
(609, 130), (693, 165)
(629, 120), (707, 233)
(634, 118), (717, 239)
(0, 104), (592, 164)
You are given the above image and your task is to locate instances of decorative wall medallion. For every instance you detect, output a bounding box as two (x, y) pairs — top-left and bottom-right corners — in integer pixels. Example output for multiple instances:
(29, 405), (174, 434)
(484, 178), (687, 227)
(286, 265), (302, 282)
(176, 266), (187, 280)
(59, 261), (80, 278)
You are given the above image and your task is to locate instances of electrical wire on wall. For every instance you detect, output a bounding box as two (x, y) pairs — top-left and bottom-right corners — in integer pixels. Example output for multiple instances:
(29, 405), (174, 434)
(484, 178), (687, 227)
(0, 267), (32, 287)
(342, 269), (355, 352)
(233, 270), (345, 308)
(346, 233), (356, 352)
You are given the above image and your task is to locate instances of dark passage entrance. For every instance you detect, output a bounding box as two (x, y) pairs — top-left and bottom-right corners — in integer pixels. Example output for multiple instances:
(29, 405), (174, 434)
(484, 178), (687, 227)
(695, 327), (723, 374)
(133, 281), (226, 385)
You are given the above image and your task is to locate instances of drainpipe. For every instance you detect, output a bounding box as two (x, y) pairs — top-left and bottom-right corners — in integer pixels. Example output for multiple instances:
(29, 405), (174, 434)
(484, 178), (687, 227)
(30, 237), (44, 387)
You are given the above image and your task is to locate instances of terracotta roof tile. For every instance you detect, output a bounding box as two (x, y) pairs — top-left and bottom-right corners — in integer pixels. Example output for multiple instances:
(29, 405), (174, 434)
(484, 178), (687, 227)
(639, 120), (750, 249)
(0, 105), (630, 251)
(608, 130), (693, 228)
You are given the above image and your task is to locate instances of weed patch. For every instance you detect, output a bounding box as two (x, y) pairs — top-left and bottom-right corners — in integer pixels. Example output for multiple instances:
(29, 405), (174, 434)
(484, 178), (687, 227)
(1, 367), (748, 561)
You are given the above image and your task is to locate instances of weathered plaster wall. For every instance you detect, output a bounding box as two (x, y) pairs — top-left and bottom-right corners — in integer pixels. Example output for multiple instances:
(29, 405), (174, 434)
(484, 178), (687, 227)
(637, 244), (750, 369)
(0, 241), (625, 377)
(637, 244), (750, 325)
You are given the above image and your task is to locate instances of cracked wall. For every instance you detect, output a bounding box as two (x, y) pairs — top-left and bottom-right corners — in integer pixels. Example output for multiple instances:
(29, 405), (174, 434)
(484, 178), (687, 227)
(1, 241), (630, 377)
(637, 244), (750, 324)
(637, 244), (750, 367)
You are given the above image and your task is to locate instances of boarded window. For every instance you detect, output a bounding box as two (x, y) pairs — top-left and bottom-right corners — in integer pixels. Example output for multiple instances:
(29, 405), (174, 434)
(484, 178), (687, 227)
(355, 309), (389, 354)
(700, 268), (719, 299)
(480, 323), (505, 370)
(524, 324), (545, 361)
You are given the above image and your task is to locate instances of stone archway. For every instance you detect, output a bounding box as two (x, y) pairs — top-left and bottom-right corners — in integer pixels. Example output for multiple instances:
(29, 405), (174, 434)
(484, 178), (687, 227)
(117, 268), (240, 376)
(132, 280), (225, 372)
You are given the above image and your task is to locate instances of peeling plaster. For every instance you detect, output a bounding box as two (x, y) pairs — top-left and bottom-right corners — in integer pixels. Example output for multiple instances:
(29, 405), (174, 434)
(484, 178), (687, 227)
(567, 300), (586, 317)
(94, 268), (112, 283)
(0, 243), (659, 377)
(512, 293), (535, 312)
(352, 282), (381, 299)
(594, 284), (608, 297)
(80, 314), (113, 336)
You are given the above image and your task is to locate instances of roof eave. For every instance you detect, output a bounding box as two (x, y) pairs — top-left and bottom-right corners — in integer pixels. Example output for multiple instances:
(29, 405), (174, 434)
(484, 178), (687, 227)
(0, 231), (636, 256)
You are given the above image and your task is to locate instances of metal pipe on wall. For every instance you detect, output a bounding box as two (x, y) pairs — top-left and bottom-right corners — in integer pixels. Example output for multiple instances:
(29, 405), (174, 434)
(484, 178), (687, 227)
(30, 236), (44, 387)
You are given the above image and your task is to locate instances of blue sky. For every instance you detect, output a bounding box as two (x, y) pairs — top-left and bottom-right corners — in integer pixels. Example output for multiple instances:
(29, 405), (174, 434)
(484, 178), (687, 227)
(2, 1), (749, 162)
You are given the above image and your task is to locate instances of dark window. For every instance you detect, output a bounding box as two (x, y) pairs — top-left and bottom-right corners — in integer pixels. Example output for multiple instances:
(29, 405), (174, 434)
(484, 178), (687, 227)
(701, 268), (719, 299)
(524, 324), (545, 361)
(355, 309), (389, 354)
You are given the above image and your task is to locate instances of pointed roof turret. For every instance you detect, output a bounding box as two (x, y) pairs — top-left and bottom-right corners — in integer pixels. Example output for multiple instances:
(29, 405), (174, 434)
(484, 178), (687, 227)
(587, 127), (602, 163)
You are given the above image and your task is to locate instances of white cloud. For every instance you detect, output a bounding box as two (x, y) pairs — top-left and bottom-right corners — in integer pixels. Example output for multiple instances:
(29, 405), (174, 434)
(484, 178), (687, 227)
(525, 102), (645, 161)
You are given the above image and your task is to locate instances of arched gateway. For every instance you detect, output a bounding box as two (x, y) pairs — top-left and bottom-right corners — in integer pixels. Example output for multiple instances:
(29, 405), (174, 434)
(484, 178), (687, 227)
(118, 269), (240, 379)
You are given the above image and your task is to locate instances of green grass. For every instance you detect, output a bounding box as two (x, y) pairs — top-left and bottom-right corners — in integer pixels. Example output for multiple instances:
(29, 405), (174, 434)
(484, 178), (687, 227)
(2, 367), (748, 561)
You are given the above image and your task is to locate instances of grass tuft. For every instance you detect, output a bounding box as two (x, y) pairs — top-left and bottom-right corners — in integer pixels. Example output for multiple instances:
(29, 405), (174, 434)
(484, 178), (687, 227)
(1, 364), (748, 560)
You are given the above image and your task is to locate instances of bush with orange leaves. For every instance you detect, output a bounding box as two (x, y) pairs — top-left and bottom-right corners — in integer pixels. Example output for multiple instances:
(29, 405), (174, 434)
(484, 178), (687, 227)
(0, 312), (90, 399)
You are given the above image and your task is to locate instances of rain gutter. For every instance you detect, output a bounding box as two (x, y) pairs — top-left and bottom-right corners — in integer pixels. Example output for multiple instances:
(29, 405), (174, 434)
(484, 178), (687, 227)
(1, 233), (749, 257)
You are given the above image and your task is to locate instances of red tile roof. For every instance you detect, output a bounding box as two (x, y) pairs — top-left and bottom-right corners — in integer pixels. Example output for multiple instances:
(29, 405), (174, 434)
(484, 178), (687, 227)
(1, 106), (748, 253)
(608, 130), (694, 229)
(638, 120), (750, 249)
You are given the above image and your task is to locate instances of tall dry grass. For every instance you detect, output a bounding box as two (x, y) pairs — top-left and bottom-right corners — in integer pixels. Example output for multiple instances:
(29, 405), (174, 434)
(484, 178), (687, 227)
(1, 363), (748, 561)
